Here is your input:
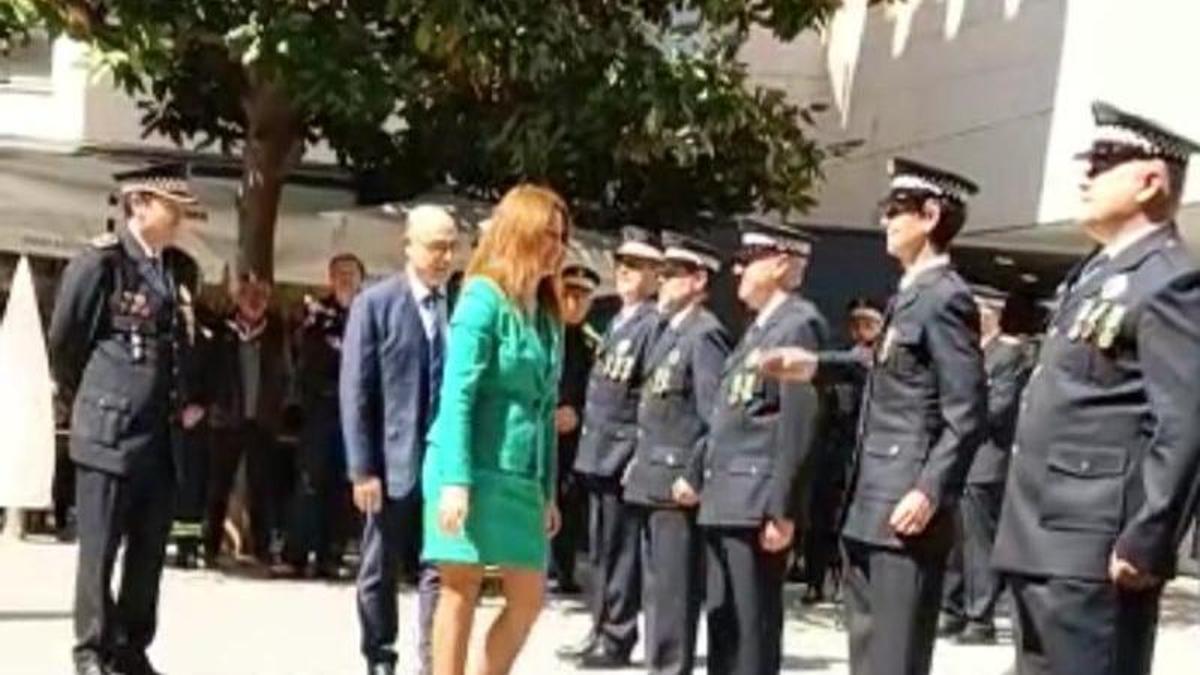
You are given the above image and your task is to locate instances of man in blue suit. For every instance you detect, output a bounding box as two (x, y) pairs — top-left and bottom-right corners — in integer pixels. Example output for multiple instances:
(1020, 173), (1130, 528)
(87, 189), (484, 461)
(341, 205), (460, 675)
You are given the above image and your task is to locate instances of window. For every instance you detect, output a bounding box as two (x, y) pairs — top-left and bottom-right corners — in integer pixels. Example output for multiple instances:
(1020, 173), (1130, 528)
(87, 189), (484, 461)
(1, 31), (52, 85)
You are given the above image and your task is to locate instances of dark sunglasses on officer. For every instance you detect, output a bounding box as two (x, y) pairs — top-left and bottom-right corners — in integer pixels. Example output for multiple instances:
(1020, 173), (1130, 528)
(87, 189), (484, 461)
(1076, 141), (1168, 179)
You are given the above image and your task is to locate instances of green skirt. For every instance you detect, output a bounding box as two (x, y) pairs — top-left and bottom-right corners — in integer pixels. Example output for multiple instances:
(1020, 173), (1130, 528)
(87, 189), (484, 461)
(421, 467), (548, 570)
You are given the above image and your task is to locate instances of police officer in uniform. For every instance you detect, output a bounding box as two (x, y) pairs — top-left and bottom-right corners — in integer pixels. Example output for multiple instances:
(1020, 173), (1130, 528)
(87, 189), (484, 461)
(992, 102), (1200, 675)
(49, 162), (207, 675)
(550, 263), (602, 595)
(687, 220), (826, 675)
(623, 232), (730, 675)
(561, 227), (663, 668)
(939, 285), (1030, 643)
(762, 158), (987, 675)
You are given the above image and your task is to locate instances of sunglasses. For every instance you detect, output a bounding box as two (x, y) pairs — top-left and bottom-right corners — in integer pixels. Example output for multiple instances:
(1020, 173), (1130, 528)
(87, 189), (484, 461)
(877, 194), (928, 221)
(1078, 143), (1157, 179)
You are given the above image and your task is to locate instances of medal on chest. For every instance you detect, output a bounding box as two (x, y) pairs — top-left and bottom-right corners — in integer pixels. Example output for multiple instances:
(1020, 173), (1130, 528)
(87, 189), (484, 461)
(728, 348), (761, 406)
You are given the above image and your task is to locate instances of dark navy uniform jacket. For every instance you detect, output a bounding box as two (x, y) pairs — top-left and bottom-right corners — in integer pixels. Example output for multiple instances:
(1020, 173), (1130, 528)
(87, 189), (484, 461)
(624, 305), (730, 507)
(966, 335), (1030, 486)
(48, 229), (199, 480)
(696, 294), (827, 528)
(994, 226), (1200, 580)
(574, 303), (663, 480)
(834, 264), (987, 554)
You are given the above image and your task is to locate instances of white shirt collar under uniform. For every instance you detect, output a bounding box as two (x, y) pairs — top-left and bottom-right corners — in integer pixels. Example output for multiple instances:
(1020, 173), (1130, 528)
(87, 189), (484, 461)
(899, 254), (950, 291)
(1101, 222), (1164, 260)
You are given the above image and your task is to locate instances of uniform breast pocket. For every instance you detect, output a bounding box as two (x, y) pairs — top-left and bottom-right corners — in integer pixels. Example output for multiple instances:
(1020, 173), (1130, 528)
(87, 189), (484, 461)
(884, 324), (925, 376)
(1039, 446), (1126, 534)
(73, 393), (133, 447)
(716, 455), (772, 511)
(858, 437), (922, 499)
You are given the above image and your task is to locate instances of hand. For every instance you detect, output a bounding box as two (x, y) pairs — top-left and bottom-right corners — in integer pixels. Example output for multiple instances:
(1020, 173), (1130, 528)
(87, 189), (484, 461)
(1109, 552), (1159, 590)
(438, 485), (470, 535)
(758, 347), (818, 382)
(888, 489), (935, 536)
(671, 478), (700, 507)
(850, 344), (874, 368)
(554, 406), (580, 434)
(352, 476), (384, 515)
(760, 518), (796, 552)
(181, 404), (206, 430)
(545, 502), (562, 538)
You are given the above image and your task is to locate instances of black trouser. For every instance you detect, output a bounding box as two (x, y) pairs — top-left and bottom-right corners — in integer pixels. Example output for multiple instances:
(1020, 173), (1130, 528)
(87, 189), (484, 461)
(1007, 574), (1160, 675)
(642, 507), (703, 675)
(53, 433), (76, 532)
(703, 526), (789, 675)
(284, 403), (351, 568)
(585, 476), (643, 656)
(551, 469), (586, 586)
(73, 453), (175, 663)
(803, 455), (846, 592)
(843, 539), (947, 675)
(942, 483), (1005, 627)
(170, 424), (210, 552)
(356, 493), (439, 672)
(205, 422), (284, 561)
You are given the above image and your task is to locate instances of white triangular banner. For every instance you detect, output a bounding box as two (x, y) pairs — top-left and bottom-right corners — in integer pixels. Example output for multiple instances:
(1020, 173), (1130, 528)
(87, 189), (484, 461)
(0, 256), (56, 508)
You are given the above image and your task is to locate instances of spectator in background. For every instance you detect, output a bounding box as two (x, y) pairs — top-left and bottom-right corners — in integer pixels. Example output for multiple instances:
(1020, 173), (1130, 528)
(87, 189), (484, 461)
(281, 252), (365, 579)
(423, 184), (566, 675)
(550, 263), (602, 596)
(203, 273), (293, 570)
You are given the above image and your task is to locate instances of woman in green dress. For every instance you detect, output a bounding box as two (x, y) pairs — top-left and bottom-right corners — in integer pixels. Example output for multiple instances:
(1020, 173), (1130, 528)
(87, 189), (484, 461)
(423, 184), (568, 675)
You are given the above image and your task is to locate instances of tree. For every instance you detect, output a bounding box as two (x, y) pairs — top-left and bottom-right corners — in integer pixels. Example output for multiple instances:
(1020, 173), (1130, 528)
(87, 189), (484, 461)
(0, 1), (39, 54)
(35, 1), (841, 279)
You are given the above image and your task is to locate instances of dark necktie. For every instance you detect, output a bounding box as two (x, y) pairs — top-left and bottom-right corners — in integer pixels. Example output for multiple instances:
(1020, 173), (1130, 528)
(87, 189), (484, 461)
(425, 292), (445, 416)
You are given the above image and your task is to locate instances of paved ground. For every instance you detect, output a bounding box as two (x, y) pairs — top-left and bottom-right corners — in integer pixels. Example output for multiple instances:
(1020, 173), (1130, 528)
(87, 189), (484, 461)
(1, 538), (1196, 674)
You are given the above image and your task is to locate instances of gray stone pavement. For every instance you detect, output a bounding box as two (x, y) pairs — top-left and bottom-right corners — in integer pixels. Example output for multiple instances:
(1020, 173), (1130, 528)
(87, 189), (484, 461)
(1, 538), (1196, 674)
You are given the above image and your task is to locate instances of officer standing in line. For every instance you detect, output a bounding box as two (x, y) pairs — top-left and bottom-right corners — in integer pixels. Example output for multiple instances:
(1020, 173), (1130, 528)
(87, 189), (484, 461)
(684, 220), (826, 675)
(49, 162), (208, 675)
(760, 158), (987, 675)
(280, 252), (365, 579)
(992, 102), (1200, 675)
(550, 263), (603, 596)
(560, 227), (663, 668)
(622, 232), (730, 675)
(938, 285), (1030, 643)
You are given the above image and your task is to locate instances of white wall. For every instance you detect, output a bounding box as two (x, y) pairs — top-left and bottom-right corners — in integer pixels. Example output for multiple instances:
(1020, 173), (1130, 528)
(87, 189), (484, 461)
(744, 0), (1200, 246)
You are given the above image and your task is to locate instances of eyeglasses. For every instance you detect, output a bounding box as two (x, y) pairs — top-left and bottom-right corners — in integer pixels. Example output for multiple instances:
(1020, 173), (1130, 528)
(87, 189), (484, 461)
(615, 255), (660, 272)
(732, 245), (785, 267)
(877, 196), (927, 221)
(659, 261), (700, 279)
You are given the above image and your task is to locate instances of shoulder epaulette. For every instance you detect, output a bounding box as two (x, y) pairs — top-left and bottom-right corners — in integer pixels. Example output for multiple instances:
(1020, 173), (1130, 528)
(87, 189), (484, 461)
(91, 232), (120, 249)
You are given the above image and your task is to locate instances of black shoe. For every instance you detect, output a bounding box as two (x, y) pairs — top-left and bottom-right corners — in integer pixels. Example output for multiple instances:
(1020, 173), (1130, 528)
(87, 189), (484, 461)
(367, 662), (396, 675)
(801, 586), (825, 605)
(73, 653), (110, 675)
(936, 614), (967, 638)
(578, 647), (632, 669)
(110, 651), (162, 675)
(550, 577), (583, 596)
(556, 632), (599, 660)
(956, 623), (997, 645)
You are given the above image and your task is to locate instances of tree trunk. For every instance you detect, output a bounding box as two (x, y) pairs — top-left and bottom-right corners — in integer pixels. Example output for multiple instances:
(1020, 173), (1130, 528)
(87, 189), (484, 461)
(237, 75), (304, 283)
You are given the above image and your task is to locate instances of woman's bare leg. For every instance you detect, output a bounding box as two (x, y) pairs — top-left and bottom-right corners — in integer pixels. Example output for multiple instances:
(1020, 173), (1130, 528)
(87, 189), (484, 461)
(472, 567), (546, 675)
(433, 563), (485, 675)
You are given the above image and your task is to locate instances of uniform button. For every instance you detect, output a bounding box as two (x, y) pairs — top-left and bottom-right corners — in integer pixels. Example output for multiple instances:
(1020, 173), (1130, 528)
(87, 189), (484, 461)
(667, 454), (676, 464)
(1032, 365), (1042, 377)
(1080, 460), (1091, 472)
(888, 445), (899, 456)
(750, 466), (758, 475)
(1012, 444), (1020, 455)
(638, 430), (644, 439)
(1048, 326), (1059, 337)
(705, 469), (712, 478)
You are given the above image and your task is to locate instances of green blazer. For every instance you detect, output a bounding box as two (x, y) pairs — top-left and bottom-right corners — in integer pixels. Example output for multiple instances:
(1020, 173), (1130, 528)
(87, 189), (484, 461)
(425, 276), (562, 499)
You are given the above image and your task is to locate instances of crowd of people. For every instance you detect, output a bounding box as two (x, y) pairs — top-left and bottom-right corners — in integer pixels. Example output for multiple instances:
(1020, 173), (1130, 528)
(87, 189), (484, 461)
(41, 97), (1200, 675)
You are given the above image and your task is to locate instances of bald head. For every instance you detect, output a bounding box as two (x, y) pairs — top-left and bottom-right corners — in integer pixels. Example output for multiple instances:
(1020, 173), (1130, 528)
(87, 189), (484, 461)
(405, 205), (459, 288)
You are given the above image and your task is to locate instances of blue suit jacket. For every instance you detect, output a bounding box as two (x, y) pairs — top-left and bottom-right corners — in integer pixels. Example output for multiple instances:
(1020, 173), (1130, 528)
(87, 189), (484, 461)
(340, 274), (432, 500)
